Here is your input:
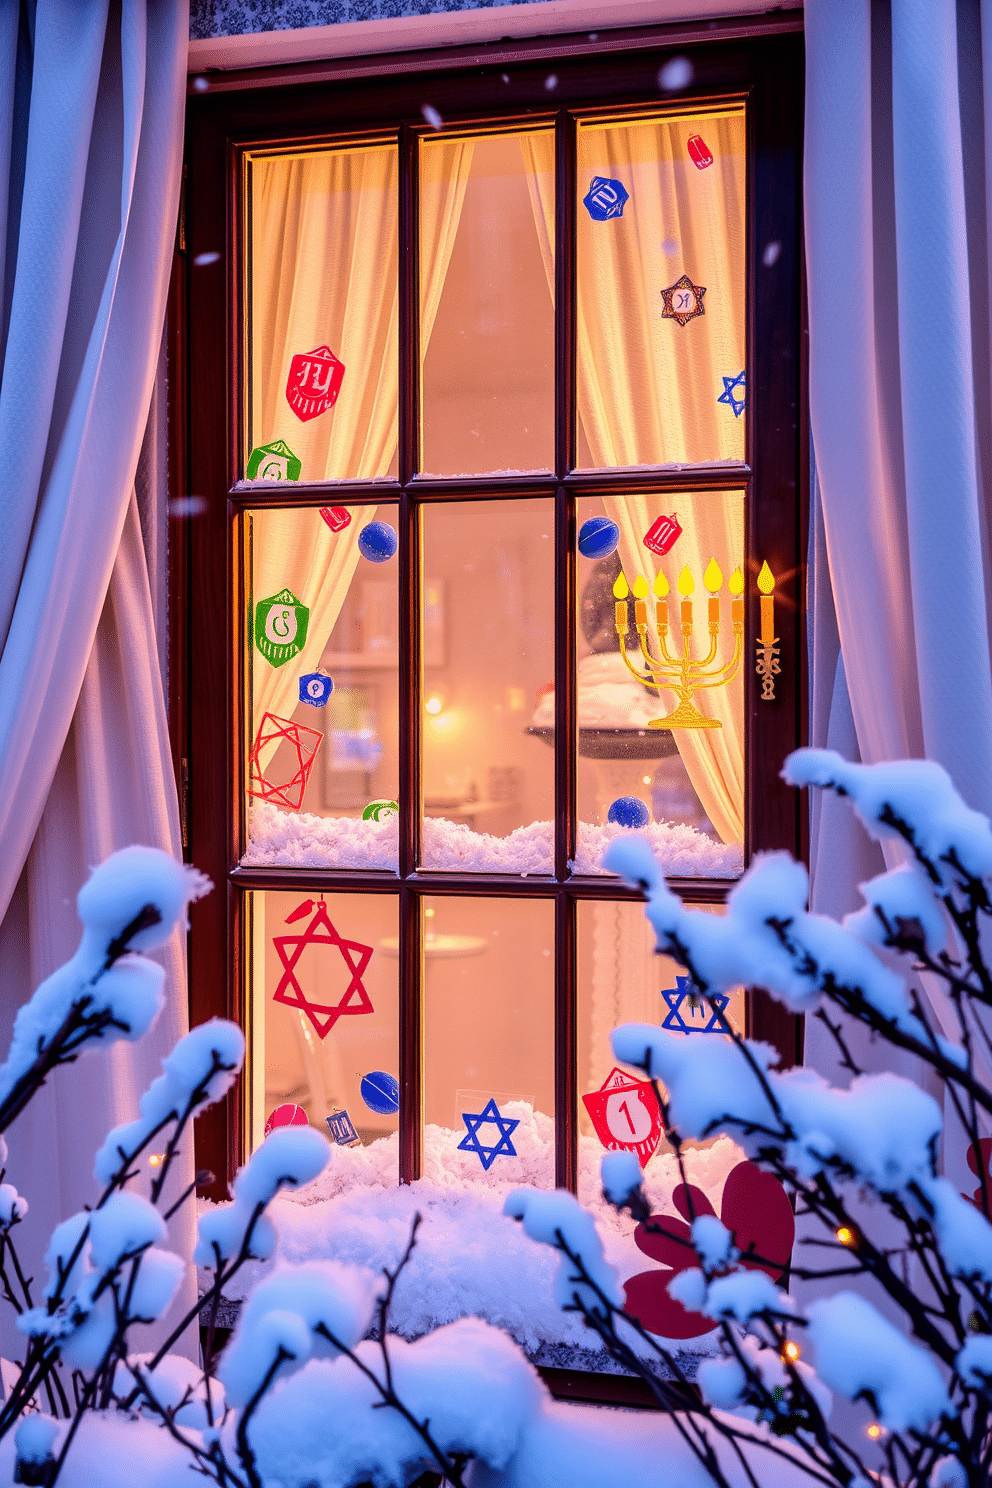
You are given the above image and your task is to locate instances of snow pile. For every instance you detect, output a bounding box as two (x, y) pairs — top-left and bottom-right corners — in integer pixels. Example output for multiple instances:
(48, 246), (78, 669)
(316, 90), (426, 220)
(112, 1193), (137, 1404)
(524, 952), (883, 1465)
(195, 1126), (331, 1268)
(244, 801), (742, 877)
(807, 1291), (949, 1431)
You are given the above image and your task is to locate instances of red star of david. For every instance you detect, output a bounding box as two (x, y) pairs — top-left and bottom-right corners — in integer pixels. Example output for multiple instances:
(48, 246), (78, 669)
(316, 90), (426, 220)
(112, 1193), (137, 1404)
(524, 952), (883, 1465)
(271, 899), (374, 1039)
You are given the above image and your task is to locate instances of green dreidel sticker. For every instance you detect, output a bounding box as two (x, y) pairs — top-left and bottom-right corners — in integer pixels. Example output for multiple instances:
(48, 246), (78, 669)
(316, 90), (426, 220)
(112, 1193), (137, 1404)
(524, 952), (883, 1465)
(246, 440), (302, 482)
(255, 588), (310, 668)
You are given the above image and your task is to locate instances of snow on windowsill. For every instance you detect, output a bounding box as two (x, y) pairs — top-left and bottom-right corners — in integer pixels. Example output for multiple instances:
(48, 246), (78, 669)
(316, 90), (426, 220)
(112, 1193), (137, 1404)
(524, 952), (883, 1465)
(199, 1104), (745, 1367)
(243, 802), (743, 878)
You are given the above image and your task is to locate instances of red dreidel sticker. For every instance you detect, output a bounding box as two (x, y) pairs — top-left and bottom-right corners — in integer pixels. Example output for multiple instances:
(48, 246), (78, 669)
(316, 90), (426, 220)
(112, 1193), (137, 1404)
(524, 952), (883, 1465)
(622, 1161), (795, 1339)
(687, 134), (713, 170)
(264, 1103), (309, 1138)
(582, 1066), (663, 1168)
(319, 507), (352, 533)
(248, 712), (322, 812)
(286, 345), (346, 422)
(643, 512), (683, 557)
(272, 899), (374, 1040)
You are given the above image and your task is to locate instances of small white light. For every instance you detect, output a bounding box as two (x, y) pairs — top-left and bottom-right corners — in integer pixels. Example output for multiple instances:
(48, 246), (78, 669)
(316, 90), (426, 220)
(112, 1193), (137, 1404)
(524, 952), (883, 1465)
(425, 696), (443, 715)
(422, 104), (443, 130)
(193, 251), (220, 267)
(658, 56), (693, 91)
(545, 74), (558, 90)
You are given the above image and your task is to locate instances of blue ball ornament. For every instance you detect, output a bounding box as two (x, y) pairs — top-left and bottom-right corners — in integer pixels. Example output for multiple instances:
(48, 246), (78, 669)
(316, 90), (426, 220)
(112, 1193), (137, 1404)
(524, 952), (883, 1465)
(578, 516), (620, 560)
(607, 796), (651, 829)
(360, 1071), (400, 1115)
(358, 521), (398, 563)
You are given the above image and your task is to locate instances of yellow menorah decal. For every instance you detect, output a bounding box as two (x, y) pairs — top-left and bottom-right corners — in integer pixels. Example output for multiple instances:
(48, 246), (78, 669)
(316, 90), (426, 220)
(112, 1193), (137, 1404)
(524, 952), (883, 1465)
(613, 561), (745, 730)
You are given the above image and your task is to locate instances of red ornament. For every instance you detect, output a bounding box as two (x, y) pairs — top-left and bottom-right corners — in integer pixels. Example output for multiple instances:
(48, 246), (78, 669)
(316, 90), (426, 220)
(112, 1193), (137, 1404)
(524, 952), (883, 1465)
(965, 1138), (992, 1208)
(319, 507), (352, 533)
(272, 899), (375, 1040)
(582, 1067), (663, 1168)
(264, 1103), (309, 1137)
(286, 345), (346, 422)
(623, 1161), (795, 1339)
(687, 135), (713, 169)
(248, 712), (322, 812)
(643, 513), (683, 557)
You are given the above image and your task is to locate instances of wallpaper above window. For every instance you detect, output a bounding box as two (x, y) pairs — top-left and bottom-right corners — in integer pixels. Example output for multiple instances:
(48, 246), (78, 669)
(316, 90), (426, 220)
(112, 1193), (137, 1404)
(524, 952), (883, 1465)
(190, 0), (531, 41)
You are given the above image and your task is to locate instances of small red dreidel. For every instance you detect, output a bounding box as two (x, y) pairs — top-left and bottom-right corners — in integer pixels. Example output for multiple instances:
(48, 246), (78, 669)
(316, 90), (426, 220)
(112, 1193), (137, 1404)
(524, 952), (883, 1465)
(687, 134), (713, 169)
(643, 512), (683, 557)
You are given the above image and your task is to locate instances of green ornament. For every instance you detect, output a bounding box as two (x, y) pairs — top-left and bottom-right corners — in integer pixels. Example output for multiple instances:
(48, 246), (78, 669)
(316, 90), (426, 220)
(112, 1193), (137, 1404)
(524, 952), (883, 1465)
(246, 439), (302, 482)
(254, 588), (310, 668)
(362, 799), (398, 822)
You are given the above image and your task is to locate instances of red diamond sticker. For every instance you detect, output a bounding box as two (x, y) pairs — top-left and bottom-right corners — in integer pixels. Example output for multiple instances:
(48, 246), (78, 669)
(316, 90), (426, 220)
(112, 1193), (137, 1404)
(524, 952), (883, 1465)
(271, 899), (374, 1039)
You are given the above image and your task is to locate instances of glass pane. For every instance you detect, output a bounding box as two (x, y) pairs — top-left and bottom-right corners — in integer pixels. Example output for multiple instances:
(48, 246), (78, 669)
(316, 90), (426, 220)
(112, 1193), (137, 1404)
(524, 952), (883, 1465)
(578, 900), (748, 1339)
(570, 491), (745, 877)
(420, 499), (555, 871)
(242, 504), (400, 871)
(420, 130), (555, 476)
(576, 107), (745, 468)
(245, 144), (398, 483)
(423, 896), (555, 1189)
(247, 890), (399, 1174)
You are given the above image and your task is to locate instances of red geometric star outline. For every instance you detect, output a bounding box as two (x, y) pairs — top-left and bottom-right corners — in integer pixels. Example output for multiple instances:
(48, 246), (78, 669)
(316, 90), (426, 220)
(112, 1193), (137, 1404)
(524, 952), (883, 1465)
(271, 899), (374, 1039)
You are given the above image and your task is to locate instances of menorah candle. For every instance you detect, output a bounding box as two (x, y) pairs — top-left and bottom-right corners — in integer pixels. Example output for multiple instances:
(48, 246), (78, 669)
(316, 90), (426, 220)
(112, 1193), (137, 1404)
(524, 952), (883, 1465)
(703, 558), (723, 624)
(613, 572), (630, 634)
(632, 574), (649, 627)
(729, 567), (745, 624)
(654, 570), (669, 634)
(677, 566), (694, 626)
(757, 560), (776, 643)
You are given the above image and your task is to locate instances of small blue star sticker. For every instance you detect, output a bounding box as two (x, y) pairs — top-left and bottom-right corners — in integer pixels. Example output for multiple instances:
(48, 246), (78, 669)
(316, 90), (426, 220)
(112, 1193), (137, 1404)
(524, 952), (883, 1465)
(718, 370), (746, 417)
(661, 975), (730, 1035)
(457, 1098), (520, 1170)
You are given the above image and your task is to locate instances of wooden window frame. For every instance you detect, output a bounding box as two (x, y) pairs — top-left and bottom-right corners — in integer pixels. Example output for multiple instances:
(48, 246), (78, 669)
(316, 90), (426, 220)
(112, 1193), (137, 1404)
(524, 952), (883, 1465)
(173, 15), (805, 1208)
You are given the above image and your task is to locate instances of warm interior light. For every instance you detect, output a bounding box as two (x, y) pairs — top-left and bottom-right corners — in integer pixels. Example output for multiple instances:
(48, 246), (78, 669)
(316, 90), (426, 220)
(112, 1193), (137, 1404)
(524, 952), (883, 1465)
(632, 573), (649, 599)
(757, 559), (775, 594)
(425, 696), (443, 715)
(866, 1424), (883, 1440)
(643, 776), (651, 786)
(654, 570), (669, 598)
(729, 567), (745, 596)
(836, 1227), (854, 1246)
(613, 572), (630, 600)
(703, 558), (723, 593)
(677, 566), (695, 597)
(782, 1341), (800, 1362)
(148, 1154), (164, 1168)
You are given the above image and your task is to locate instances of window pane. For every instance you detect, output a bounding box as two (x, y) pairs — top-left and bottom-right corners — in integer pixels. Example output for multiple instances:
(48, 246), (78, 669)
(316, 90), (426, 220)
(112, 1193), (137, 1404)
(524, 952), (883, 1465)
(245, 144), (398, 483)
(576, 108), (745, 469)
(578, 899), (749, 1339)
(423, 896), (555, 1189)
(420, 499), (555, 871)
(247, 890), (399, 1172)
(568, 491), (745, 877)
(242, 504), (400, 871)
(420, 130), (555, 476)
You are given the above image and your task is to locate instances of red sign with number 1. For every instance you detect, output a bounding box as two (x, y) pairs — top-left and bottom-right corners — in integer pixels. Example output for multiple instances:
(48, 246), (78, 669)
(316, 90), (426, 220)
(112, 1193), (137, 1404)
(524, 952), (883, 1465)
(582, 1066), (663, 1168)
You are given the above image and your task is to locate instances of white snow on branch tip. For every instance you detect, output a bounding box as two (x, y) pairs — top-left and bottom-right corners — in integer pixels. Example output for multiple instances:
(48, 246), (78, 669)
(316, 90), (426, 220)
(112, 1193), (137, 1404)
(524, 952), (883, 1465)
(194, 1126), (332, 1271)
(504, 1189), (623, 1314)
(807, 1291), (949, 1431)
(784, 749), (992, 887)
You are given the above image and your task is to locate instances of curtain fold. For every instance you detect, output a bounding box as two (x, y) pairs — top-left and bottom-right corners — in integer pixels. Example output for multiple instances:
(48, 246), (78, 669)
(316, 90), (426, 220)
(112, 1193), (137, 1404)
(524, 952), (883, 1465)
(805, 0), (992, 1085)
(0, 0), (193, 1356)
(520, 128), (744, 843)
(249, 140), (475, 734)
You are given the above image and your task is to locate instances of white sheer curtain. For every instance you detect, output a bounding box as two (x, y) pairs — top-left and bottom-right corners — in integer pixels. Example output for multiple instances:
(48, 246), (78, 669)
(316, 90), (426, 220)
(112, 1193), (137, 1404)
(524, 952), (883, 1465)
(521, 126), (745, 842)
(0, 2), (194, 1357)
(249, 140), (474, 731)
(805, 0), (992, 1111)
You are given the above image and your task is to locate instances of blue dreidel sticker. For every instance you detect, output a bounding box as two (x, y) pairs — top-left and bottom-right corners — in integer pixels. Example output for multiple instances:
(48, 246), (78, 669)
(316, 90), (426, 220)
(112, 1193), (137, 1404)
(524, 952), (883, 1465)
(326, 1110), (360, 1145)
(299, 672), (334, 708)
(583, 176), (629, 221)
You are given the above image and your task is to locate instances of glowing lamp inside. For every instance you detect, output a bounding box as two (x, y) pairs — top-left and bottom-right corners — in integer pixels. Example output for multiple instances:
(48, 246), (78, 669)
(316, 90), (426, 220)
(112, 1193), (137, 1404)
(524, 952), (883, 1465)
(425, 697), (443, 715)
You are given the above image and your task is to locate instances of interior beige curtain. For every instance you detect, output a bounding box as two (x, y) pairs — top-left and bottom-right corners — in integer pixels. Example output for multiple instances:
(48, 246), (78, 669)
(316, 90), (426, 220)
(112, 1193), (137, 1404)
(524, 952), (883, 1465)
(521, 121), (745, 843)
(248, 140), (474, 732)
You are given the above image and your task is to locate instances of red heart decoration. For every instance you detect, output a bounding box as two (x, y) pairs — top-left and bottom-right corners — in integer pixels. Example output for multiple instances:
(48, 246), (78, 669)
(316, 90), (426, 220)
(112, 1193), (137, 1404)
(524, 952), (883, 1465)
(622, 1162), (795, 1339)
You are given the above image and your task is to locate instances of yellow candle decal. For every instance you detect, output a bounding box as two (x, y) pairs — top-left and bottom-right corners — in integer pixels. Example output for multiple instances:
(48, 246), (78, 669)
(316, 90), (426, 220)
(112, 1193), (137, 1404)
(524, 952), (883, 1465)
(704, 558), (722, 624)
(633, 574), (648, 627)
(613, 571), (629, 634)
(678, 566), (694, 626)
(654, 569), (669, 631)
(757, 560), (776, 644)
(729, 566), (745, 624)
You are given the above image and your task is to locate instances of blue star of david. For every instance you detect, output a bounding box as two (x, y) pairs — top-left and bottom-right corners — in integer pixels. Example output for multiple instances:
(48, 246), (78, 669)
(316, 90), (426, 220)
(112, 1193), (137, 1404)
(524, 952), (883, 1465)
(718, 370), (746, 417)
(661, 975), (730, 1035)
(457, 1098), (520, 1170)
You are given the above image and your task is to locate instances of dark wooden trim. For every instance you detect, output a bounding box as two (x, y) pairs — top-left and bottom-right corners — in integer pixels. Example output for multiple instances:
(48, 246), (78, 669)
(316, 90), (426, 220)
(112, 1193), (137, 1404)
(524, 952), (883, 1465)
(554, 892), (578, 1191)
(227, 866), (736, 901)
(537, 1364), (689, 1410)
(398, 886), (423, 1182)
(190, 12), (803, 97)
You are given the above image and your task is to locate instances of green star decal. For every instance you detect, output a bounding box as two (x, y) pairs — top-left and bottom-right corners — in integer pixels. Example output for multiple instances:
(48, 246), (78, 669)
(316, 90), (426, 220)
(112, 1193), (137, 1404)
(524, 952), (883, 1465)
(254, 588), (310, 668)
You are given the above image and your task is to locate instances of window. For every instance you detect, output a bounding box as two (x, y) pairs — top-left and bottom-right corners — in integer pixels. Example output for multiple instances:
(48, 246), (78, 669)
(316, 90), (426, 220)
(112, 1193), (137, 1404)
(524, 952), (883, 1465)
(178, 20), (803, 1379)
